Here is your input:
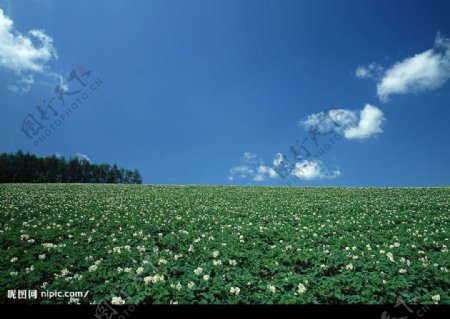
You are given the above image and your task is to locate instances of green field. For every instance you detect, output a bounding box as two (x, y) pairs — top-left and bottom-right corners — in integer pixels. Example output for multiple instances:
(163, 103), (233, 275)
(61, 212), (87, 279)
(0, 184), (449, 304)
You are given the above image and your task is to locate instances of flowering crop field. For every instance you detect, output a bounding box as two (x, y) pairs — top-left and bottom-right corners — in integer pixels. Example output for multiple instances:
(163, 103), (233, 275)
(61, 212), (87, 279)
(0, 184), (449, 304)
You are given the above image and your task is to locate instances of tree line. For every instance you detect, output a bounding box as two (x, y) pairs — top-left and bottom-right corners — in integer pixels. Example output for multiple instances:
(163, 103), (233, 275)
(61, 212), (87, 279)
(0, 151), (143, 184)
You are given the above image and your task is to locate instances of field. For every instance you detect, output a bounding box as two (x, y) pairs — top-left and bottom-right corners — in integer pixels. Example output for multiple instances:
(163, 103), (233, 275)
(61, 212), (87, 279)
(0, 184), (449, 304)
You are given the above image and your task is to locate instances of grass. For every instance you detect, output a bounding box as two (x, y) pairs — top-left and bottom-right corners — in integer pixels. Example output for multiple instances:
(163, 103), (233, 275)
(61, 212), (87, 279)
(0, 184), (448, 304)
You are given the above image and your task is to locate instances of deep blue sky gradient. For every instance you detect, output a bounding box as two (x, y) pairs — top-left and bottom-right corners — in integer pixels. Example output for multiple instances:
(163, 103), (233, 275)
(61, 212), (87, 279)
(1, 0), (450, 186)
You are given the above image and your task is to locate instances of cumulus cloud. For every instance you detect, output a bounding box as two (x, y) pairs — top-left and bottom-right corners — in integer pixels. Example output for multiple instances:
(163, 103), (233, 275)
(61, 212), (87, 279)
(357, 32), (450, 101)
(290, 160), (341, 180)
(253, 165), (279, 181)
(344, 104), (384, 139)
(301, 108), (357, 135)
(272, 153), (340, 181)
(228, 152), (340, 182)
(301, 104), (385, 140)
(228, 153), (280, 182)
(0, 9), (60, 92)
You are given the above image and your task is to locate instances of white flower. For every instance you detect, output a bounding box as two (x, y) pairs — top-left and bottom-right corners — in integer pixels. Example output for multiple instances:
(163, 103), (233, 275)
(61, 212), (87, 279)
(212, 251), (219, 258)
(203, 274), (210, 281)
(10, 272), (18, 276)
(117, 267), (123, 273)
(230, 287), (240, 295)
(171, 282), (182, 291)
(431, 294), (440, 303)
(194, 267), (203, 275)
(386, 252), (395, 262)
(144, 274), (165, 284)
(267, 285), (276, 294)
(213, 260), (222, 266)
(88, 265), (98, 272)
(10, 257), (18, 263)
(137, 245), (146, 253)
(345, 263), (354, 271)
(188, 281), (195, 289)
(297, 283), (307, 295)
(68, 297), (80, 305)
(399, 269), (407, 274)
(136, 267), (144, 275)
(228, 259), (237, 266)
(123, 267), (132, 273)
(26, 266), (35, 273)
(158, 258), (167, 265)
(111, 296), (125, 305)
(39, 254), (46, 260)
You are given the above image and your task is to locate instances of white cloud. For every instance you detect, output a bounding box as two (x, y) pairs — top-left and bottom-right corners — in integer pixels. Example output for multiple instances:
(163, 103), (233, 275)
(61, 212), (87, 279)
(0, 9), (60, 92)
(291, 160), (341, 180)
(253, 165), (279, 181)
(76, 153), (91, 163)
(228, 153), (280, 182)
(242, 152), (258, 163)
(355, 62), (383, 79)
(301, 108), (357, 135)
(301, 104), (384, 140)
(357, 33), (450, 101)
(273, 152), (284, 168)
(344, 104), (384, 139)
(229, 165), (254, 179)
(228, 152), (340, 182)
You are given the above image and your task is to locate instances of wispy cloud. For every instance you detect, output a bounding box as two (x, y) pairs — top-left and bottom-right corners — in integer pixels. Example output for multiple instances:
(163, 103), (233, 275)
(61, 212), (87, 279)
(76, 153), (91, 163)
(301, 104), (385, 140)
(241, 152), (258, 164)
(229, 165), (255, 179)
(0, 9), (63, 93)
(228, 153), (279, 182)
(357, 32), (450, 102)
(355, 62), (383, 79)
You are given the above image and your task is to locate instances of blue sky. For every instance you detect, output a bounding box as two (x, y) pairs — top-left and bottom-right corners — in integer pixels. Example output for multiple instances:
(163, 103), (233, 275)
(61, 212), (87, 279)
(1, 0), (450, 186)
